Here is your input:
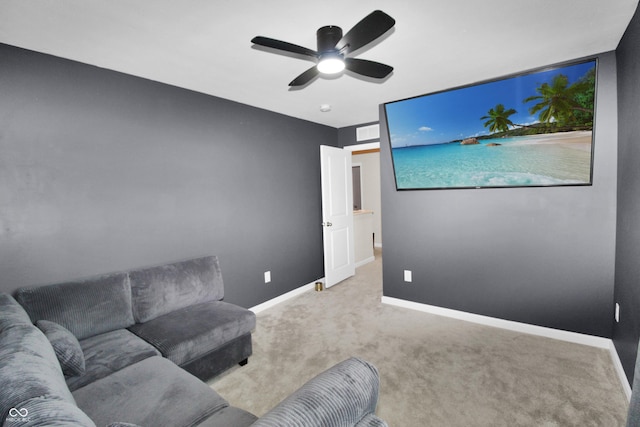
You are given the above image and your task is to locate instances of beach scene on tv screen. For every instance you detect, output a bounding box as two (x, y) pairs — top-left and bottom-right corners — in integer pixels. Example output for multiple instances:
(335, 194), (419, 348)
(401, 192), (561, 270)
(385, 60), (596, 190)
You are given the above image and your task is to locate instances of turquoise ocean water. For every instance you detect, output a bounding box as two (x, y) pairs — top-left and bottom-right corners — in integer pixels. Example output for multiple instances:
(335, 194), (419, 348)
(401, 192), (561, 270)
(391, 135), (593, 189)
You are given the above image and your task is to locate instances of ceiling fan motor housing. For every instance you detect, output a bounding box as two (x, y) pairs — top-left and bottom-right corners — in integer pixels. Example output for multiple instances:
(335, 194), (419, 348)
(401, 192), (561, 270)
(317, 25), (343, 53)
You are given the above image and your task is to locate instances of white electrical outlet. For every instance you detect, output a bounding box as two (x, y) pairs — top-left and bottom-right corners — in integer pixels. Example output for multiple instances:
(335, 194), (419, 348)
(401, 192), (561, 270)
(615, 303), (620, 322)
(404, 270), (412, 283)
(264, 271), (271, 284)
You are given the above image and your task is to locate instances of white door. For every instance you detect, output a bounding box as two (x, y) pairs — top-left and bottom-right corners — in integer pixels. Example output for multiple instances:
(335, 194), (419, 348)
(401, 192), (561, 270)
(320, 145), (355, 288)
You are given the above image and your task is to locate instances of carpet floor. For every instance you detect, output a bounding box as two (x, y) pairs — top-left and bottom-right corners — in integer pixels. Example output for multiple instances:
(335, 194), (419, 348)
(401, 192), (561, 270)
(210, 249), (629, 426)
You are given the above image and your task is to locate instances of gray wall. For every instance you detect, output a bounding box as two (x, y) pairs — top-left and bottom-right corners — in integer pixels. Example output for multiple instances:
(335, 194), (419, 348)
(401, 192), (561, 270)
(614, 3), (640, 382)
(0, 44), (335, 308)
(379, 52), (618, 338)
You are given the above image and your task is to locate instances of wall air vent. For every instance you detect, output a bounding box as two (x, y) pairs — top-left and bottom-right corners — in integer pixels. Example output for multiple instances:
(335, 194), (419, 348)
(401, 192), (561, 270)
(356, 124), (380, 142)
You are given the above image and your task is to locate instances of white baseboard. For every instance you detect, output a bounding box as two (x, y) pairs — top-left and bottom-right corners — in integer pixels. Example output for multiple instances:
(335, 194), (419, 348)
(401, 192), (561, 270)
(382, 296), (609, 347)
(249, 278), (322, 314)
(609, 340), (632, 400)
(382, 296), (632, 399)
(355, 256), (375, 268)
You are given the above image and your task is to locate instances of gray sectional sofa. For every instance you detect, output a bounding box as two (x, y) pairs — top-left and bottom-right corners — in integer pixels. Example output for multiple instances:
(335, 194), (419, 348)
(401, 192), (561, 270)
(15, 255), (256, 385)
(0, 255), (387, 426)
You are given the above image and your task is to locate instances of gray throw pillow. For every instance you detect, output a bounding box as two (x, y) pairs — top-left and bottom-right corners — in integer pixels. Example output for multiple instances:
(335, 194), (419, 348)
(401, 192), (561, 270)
(36, 319), (86, 377)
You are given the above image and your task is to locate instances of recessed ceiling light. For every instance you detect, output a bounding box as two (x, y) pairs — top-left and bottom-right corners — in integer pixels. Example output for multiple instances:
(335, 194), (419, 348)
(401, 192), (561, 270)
(320, 104), (332, 112)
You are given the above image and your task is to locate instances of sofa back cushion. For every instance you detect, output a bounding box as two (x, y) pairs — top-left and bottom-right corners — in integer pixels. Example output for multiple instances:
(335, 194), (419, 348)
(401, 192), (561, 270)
(15, 272), (135, 340)
(12, 398), (96, 426)
(0, 293), (95, 426)
(0, 325), (75, 420)
(0, 325), (77, 420)
(128, 256), (224, 323)
(0, 293), (32, 333)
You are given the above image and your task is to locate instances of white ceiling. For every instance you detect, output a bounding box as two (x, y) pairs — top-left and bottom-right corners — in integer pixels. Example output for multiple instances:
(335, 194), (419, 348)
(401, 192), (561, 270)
(0, 1), (637, 128)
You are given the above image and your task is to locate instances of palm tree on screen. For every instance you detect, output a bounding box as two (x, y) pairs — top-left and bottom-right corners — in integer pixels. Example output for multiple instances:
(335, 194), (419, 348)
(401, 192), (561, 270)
(480, 104), (517, 133)
(524, 74), (591, 125)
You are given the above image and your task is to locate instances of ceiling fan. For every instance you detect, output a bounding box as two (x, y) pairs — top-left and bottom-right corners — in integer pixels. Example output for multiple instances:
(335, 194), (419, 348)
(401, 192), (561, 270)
(251, 10), (395, 87)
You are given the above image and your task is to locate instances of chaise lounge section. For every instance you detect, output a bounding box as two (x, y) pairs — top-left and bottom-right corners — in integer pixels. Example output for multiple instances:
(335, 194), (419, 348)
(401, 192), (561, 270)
(126, 255), (255, 380)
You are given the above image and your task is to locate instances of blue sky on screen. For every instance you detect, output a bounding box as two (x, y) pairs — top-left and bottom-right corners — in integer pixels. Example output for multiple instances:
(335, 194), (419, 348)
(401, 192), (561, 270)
(385, 61), (596, 148)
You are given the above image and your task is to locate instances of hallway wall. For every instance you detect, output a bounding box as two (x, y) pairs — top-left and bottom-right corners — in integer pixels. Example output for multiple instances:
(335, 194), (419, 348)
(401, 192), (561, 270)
(352, 151), (382, 246)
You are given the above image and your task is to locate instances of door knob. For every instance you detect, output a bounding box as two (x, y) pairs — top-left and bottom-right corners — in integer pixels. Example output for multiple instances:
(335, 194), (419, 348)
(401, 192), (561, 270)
(325, 222), (332, 227)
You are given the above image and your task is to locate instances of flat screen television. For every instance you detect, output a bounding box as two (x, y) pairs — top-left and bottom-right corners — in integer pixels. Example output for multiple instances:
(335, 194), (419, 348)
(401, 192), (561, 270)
(383, 59), (597, 190)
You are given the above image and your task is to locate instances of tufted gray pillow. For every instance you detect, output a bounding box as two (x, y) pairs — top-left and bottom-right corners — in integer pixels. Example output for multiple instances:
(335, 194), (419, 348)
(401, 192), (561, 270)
(36, 319), (86, 377)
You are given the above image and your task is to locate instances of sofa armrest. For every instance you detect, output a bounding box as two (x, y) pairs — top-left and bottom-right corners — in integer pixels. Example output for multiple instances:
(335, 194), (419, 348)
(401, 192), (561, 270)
(354, 413), (388, 427)
(252, 357), (387, 427)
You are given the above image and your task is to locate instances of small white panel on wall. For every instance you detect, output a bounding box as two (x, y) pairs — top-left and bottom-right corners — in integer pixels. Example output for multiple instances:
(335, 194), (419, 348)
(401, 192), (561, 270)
(356, 124), (380, 142)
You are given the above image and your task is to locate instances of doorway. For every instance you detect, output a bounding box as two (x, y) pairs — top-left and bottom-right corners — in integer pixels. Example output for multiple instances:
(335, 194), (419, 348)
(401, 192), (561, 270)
(345, 143), (382, 248)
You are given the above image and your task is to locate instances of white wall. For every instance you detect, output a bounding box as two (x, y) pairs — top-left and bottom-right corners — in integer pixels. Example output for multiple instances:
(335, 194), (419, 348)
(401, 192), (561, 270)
(352, 151), (382, 246)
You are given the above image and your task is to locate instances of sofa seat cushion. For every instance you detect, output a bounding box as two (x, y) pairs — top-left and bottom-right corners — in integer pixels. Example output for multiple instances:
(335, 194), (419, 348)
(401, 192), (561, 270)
(15, 272), (135, 340)
(128, 300), (256, 367)
(66, 329), (160, 392)
(10, 397), (96, 427)
(73, 356), (229, 427)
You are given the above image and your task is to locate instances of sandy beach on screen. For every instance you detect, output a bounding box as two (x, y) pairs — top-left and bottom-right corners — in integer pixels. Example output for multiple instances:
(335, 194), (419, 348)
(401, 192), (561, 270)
(509, 130), (592, 152)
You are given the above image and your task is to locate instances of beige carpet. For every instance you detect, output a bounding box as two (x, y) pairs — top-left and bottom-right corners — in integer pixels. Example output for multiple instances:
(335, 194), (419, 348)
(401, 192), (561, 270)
(210, 249), (629, 426)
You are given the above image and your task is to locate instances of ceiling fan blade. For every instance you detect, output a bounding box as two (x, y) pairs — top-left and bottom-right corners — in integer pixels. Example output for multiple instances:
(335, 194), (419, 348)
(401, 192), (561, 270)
(345, 58), (393, 79)
(336, 10), (395, 54)
(252, 36), (318, 58)
(289, 66), (320, 87)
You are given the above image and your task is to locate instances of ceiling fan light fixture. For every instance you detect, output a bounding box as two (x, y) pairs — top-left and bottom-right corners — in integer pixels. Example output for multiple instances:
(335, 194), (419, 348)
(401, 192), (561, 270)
(317, 54), (345, 74)
(251, 10), (395, 87)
